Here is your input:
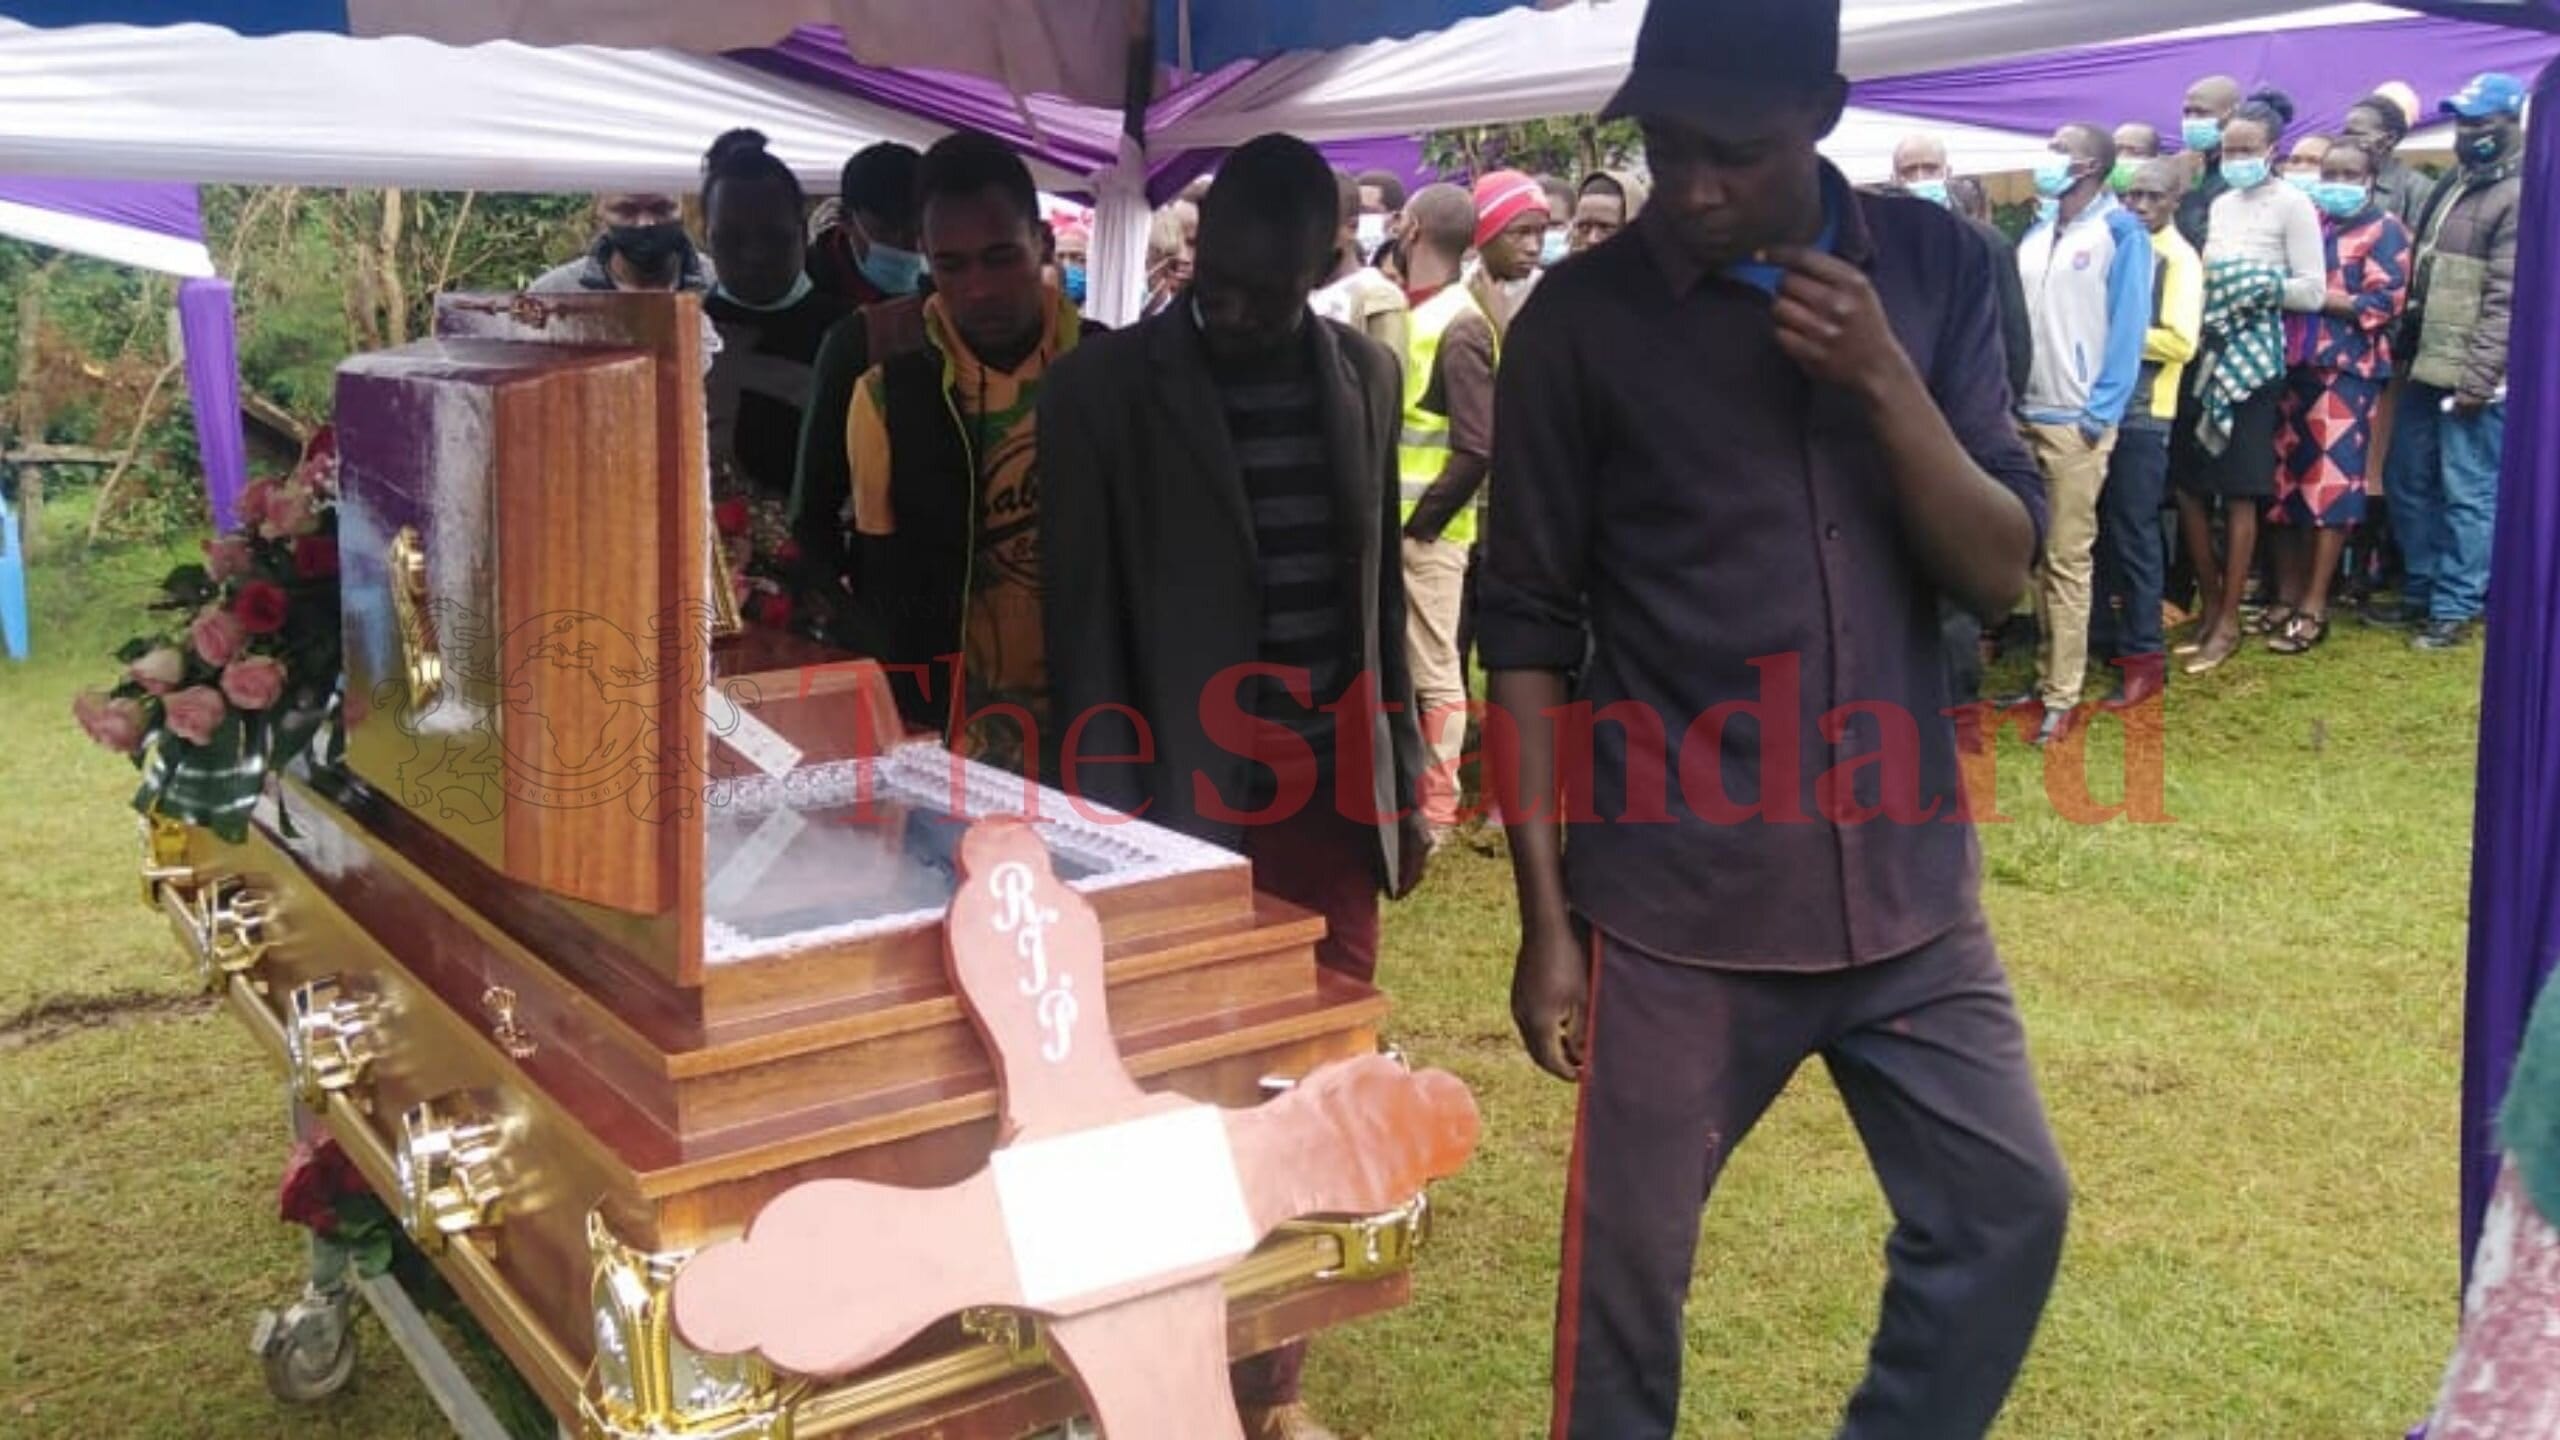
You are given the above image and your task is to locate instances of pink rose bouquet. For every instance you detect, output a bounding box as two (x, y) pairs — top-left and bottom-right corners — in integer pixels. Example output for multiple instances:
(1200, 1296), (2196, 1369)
(74, 427), (348, 841)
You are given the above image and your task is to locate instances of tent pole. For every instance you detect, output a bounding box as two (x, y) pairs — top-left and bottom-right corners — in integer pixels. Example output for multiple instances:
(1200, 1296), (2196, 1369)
(1085, 0), (1155, 326)
(1120, 0), (1153, 142)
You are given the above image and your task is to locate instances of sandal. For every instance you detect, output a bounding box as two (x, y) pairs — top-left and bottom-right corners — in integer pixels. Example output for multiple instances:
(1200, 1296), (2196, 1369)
(2267, 611), (2329, 656)
(2173, 611), (2220, 656)
(2243, 603), (2297, 638)
(2184, 629), (2243, 675)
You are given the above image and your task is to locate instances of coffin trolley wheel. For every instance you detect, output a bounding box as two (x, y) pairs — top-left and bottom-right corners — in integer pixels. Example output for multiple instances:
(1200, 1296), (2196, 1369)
(251, 1240), (360, 1404)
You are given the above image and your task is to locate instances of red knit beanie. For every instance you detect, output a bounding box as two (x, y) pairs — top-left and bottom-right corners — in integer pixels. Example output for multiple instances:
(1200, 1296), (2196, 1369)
(1472, 170), (1548, 249)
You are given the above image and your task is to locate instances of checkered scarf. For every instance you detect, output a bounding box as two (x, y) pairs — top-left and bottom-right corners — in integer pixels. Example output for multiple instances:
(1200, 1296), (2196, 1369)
(2194, 259), (2289, 458)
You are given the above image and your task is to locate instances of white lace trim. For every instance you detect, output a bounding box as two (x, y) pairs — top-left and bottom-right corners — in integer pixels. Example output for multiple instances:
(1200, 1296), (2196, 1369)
(701, 743), (1241, 964)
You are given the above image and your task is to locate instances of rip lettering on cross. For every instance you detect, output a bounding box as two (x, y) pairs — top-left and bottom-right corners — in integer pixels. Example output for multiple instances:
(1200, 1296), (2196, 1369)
(670, 819), (1482, 1436)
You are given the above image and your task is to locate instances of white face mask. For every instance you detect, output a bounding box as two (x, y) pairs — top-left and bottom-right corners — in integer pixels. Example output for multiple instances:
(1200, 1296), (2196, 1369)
(714, 271), (815, 313)
(1354, 213), (1389, 257)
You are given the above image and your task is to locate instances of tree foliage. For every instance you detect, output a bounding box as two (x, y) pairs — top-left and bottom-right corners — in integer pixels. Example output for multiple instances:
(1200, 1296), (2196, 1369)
(1422, 116), (1643, 183)
(0, 187), (591, 541)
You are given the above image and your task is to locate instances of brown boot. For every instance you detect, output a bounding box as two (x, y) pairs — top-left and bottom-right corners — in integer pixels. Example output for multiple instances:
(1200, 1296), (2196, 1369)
(1239, 1402), (1342, 1440)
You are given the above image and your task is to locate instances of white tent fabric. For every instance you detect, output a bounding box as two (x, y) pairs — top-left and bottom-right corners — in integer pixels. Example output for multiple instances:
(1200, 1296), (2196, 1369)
(0, 19), (1081, 195)
(330, 0), (2374, 117)
(1149, 0), (2383, 149)
(1821, 110), (2051, 184)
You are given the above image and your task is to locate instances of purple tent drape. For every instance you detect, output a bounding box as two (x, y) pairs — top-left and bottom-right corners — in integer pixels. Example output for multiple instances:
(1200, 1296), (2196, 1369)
(1315, 134), (1439, 195)
(0, 175), (247, 533)
(2458, 52), (2560, 1279)
(175, 278), (246, 533)
(1851, 16), (2560, 145)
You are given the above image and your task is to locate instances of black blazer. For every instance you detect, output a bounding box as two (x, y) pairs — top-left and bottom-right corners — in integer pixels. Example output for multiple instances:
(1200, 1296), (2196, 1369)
(1039, 307), (1426, 889)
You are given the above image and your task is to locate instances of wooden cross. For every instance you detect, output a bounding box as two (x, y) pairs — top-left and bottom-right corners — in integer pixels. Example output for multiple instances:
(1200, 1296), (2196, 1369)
(672, 819), (1481, 1436)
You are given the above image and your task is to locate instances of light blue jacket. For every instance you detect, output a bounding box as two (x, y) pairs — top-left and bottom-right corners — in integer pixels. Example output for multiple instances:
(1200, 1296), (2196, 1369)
(2017, 193), (2154, 433)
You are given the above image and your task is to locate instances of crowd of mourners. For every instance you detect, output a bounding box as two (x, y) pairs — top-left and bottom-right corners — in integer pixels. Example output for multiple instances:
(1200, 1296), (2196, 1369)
(1874, 71), (2525, 747)
(509, 19), (2530, 1430)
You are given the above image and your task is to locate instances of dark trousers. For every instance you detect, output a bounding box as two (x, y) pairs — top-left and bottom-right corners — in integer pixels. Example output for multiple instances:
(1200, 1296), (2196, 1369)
(1232, 797), (1385, 1409)
(2091, 421), (2171, 663)
(1938, 600), (1983, 706)
(1553, 917), (2069, 1440)
(1240, 795), (1381, 986)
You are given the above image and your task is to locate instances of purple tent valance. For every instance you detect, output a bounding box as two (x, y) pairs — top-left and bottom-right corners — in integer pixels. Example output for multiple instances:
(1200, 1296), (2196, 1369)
(732, 29), (1126, 181)
(733, 26), (1293, 205)
(1851, 15), (2560, 147)
(0, 175), (201, 243)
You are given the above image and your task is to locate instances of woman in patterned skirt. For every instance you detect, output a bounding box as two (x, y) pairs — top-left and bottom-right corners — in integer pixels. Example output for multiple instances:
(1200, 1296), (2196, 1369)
(2174, 93), (2330, 675)
(2266, 138), (2411, 655)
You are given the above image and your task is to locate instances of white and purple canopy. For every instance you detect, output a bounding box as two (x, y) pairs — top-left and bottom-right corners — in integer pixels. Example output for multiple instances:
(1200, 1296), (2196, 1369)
(0, 177), (246, 531)
(3, 0), (2560, 1287)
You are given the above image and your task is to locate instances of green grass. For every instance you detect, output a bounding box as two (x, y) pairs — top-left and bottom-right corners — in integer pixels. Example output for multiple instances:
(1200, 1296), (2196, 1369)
(0, 509), (2480, 1437)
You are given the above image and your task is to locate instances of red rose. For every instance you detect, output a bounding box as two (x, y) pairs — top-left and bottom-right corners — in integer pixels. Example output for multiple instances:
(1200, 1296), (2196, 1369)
(774, 538), (803, 566)
(278, 1135), (364, 1235)
(233, 579), (290, 635)
(714, 498), (751, 537)
(296, 425), (338, 485)
(293, 535), (339, 579)
(754, 592), (795, 629)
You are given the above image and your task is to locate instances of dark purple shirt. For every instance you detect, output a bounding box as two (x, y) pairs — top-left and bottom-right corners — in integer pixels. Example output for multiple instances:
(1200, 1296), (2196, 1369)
(1479, 167), (2045, 971)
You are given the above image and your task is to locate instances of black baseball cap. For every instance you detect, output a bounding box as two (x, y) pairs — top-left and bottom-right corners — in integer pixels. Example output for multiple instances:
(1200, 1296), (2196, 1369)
(1600, 0), (1845, 126)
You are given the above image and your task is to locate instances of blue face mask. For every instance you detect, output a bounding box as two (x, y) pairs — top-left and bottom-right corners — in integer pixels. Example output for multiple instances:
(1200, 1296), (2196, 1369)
(2315, 182), (2372, 220)
(2035, 196), (2061, 227)
(1908, 178), (1951, 208)
(2032, 156), (2079, 199)
(2184, 118), (2224, 153)
(2283, 170), (2321, 193)
(1539, 230), (1569, 268)
(853, 222), (926, 297)
(1061, 262), (1088, 306)
(2223, 157), (2272, 191)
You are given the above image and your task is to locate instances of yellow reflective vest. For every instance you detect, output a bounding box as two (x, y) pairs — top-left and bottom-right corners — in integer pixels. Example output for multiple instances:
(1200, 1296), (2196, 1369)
(1397, 284), (1494, 546)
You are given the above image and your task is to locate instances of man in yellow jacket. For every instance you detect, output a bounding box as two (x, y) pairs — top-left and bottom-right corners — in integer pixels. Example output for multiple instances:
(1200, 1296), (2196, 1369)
(2093, 157), (2203, 707)
(1397, 178), (1539, 835)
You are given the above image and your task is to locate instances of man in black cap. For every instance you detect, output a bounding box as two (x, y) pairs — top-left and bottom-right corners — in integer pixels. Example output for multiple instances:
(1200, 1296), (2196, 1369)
(1479, 2), (2069, 1436)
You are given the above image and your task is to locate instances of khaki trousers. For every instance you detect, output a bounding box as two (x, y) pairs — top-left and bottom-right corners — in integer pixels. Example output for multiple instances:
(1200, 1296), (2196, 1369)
(1401, 535), (1470, 829)
(2027, 422), (2115, 710)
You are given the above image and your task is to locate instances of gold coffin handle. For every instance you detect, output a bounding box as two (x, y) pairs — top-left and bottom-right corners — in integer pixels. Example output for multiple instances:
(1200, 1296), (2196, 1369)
(163, 875), (275, 994)
(388, 524), (443, 709)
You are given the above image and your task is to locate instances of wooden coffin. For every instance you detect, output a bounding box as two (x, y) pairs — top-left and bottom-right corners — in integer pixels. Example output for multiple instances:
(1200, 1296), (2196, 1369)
(151, 293), (1429, 1440)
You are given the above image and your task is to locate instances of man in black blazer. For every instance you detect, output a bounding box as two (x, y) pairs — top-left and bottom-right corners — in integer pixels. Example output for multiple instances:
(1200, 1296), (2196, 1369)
(1040, 134), (1429, 1438)
(1043, 136), (1430, 989)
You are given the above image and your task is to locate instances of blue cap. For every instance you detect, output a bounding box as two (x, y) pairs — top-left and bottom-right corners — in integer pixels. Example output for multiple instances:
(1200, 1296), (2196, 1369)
(2443, 73), (2527, 121)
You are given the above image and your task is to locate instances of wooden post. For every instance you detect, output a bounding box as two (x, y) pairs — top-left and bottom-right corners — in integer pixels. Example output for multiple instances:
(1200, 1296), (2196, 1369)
(12, 256), (57, 554)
